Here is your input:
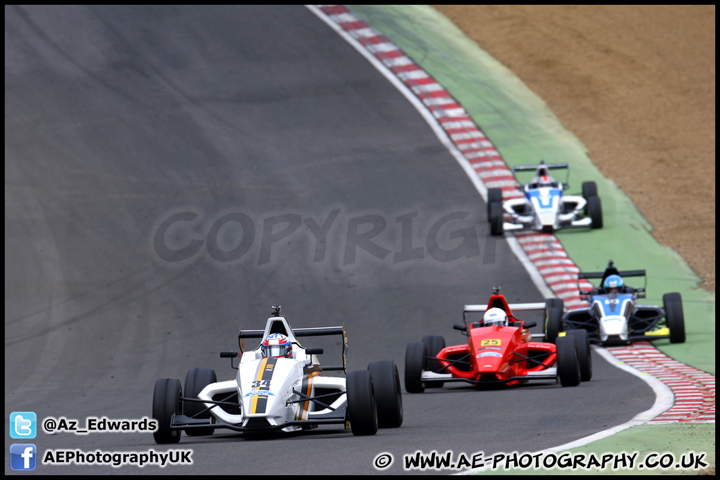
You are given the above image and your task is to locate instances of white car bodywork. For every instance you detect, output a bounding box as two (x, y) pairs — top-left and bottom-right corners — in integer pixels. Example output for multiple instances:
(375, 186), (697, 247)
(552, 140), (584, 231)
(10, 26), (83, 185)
(502, 187), (591, 233)
(487, 162), (601, 235)
(196, 316), (348, 432)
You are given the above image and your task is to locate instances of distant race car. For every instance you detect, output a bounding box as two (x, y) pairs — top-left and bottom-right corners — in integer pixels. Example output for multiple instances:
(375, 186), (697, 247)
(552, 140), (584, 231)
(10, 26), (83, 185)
(486, 160), (602, 235)
(151, 305), (403, 444)
(404, 287), (592, 393)
(545, 260), (686, 346)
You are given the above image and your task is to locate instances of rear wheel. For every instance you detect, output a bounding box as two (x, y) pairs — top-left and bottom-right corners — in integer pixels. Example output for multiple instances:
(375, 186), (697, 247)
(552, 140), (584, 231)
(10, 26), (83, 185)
(367, 360), (403, 428)
(489, 202), (504, 236)
(404, 342), (427, 393)
(566, 330), (592, 381)
(422, 335), (446, 388)
(346, 370), (378, 436)
(545, 305), (564, 344)
(582, 181), (598, 201)
(487, 188), (503, 219)
(663, 292), (686, 343)
(184, 368), (217, 436)
(588, 196), (603, 229)
(152, 378), (182, 444)
(556, 336), (581, 387)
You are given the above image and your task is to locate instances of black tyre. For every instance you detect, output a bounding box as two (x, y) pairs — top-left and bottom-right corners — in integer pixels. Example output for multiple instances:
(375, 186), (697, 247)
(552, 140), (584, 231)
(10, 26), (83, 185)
(422, 335), (446, 388)
(544, 298), (564, 334)
(489, 202), (504, 236)
(556, 336), (581, 387)
(566, 330), (592, 381)
(582, 181), (598, 201)
(663, 292), (686, 343)
(404, 342), (426, 393)
(588, 196), (603, 229)
(152, 378), (182, 444)
(184, 368), (217, 436)
(346, 370), (378, 436)
(367, 361), (403, 428)
(487, 188), (503, 219)
(545, 306), (564, 344)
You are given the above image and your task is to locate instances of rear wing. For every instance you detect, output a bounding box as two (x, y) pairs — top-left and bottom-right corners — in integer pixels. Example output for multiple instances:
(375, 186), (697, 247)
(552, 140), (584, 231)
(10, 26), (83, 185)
(238, 320), (348, 373)
(462, 302), (545, 328)
(513, 162), (569, 173)
(513, 162), (570, 189)
(578, 268), (647, 297)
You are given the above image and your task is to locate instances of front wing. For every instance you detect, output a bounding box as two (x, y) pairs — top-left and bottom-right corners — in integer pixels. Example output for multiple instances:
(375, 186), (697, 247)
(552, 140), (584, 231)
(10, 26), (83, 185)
(563, 305), (670, 344)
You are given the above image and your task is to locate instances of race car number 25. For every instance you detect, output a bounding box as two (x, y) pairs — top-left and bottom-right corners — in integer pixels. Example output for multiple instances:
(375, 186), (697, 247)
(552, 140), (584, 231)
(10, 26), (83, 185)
(481, 339), (501, 346)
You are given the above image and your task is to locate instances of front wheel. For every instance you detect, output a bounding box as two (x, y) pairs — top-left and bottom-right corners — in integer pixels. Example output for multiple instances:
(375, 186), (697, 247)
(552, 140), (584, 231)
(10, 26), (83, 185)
(489, 202), (504, 236)
(404, 342), (427, 393)
(556, 336), (581, 387)
(152, 378), (183, 444)
(184, 368), (217, 436)
(487, 188), (503, 219)
(346, 370), (378, 436)
(367, 360), (403, 428)
(663, 292), (685, 343)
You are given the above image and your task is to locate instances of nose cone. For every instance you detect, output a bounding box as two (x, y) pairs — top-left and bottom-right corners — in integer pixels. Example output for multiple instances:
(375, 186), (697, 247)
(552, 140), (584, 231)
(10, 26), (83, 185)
(476, 350), (504, 372)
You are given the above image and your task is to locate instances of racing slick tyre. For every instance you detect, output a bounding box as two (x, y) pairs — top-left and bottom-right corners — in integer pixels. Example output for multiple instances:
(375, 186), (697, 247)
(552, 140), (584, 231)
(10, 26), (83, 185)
(582, 181), (598, 203)
(404, 342), (427, 394)
(489, 202), (504, 236)
(566, 330), (592, 382)
(487, 188), (503, 219)
(184, 368), (217, 436)
(588, 195), (603, 229)
(422, 335), (446, 388)
(152, 378), (183, 444)
(663, 292), (686, 344)
(556, 336), (581, 387)
(545, 305), (564, 344)
(367, 360), (403, 428)
(346, 370), (378, 436)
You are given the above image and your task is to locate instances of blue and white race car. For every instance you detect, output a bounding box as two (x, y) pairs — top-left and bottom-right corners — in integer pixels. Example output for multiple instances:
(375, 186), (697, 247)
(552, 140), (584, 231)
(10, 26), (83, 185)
(486, 161), (602, 235)
(545, 260), (686, 346)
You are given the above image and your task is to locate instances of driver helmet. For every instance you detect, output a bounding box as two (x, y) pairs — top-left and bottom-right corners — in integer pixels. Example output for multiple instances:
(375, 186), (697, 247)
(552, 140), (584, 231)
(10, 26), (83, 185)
(538, 173), (555, 187)
(604, 274), (624, 293)
(483, 307), (508, 327)
(261, 333), (292, 358)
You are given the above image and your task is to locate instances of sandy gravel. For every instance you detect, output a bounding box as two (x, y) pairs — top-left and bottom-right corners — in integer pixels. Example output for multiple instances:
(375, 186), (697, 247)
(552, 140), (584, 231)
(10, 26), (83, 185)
(432, 5), (715, 291)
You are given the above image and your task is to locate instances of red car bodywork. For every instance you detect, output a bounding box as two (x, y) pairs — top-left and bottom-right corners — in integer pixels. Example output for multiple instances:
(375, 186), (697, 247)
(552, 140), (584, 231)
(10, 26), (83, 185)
(436, 294), (557, 385)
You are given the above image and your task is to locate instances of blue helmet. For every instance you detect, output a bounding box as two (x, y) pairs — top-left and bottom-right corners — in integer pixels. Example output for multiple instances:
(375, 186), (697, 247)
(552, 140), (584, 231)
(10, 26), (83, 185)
(604, 274), (624, 290)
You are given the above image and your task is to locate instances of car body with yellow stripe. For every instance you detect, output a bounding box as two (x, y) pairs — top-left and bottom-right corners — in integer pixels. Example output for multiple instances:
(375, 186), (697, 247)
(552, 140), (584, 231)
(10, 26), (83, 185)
(547, 260), (686, 346)
(151, 306), (403, 444)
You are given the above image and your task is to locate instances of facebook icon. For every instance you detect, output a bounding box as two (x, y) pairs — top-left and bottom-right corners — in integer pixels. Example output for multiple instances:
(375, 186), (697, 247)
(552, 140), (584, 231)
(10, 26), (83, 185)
(10, 444), (37, 471)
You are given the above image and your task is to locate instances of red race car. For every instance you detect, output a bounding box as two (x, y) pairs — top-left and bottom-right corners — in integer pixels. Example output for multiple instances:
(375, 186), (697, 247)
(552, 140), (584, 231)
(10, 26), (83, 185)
(404, 287), (592, 393)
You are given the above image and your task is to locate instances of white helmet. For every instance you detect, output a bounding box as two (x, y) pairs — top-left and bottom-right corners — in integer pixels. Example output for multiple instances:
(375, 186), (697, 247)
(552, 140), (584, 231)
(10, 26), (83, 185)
(483, 307), (508, 327)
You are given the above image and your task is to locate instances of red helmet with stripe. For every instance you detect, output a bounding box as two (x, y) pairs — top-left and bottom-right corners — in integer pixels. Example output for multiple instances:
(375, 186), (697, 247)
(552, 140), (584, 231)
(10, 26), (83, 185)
(261, 333), (292, 358)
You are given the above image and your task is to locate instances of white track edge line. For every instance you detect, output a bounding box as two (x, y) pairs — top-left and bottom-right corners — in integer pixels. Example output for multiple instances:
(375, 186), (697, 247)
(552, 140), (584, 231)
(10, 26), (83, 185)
(306, 5), (681, 473)
(305, 5), (552, 299)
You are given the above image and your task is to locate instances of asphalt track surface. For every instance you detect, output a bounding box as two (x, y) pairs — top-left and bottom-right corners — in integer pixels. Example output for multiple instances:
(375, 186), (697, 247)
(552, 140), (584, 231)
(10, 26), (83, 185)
(5, 6), (654, 475)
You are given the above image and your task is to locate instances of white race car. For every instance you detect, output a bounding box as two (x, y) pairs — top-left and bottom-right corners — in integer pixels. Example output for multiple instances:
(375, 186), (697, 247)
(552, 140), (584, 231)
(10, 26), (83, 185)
(487, 161), (602, 235)
(151, 305), (403, 443)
